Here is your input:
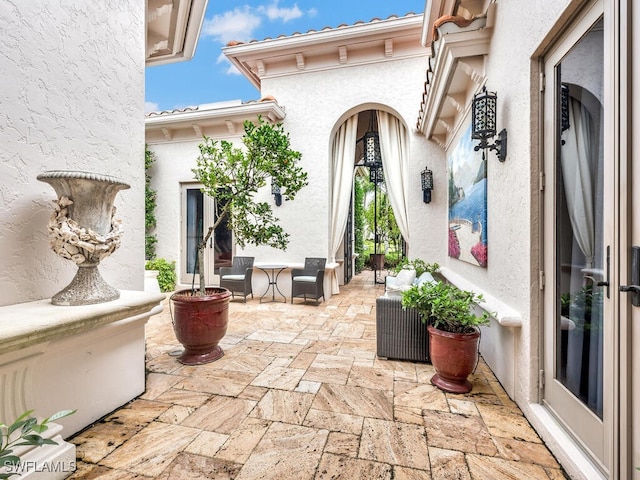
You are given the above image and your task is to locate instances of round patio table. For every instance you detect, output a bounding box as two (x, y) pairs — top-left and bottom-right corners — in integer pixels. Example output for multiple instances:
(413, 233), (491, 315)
(257, 264), (288, 303)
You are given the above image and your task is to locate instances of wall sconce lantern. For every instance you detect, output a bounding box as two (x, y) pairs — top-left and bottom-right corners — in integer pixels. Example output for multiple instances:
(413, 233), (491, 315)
(421, 167), (433, 203)
(362, 111), (382, 169)
(369, 166), (384, 185)
(471, 86), (507, 162)
(271, 178), (282, 206)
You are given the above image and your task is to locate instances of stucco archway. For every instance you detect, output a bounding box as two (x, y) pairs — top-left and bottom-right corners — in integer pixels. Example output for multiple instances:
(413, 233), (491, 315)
(328, 105), (411, 285)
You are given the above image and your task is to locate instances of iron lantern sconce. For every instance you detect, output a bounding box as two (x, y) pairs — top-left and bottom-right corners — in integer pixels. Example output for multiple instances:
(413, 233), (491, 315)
(421, 167), (433, 204)
(472, 86), (507, 162)
(370, 166), (384, 185)
(271, 178), (282, 206)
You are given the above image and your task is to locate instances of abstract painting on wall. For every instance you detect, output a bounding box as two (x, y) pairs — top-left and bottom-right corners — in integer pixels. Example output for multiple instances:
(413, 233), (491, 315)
(447, 123), (488, 267)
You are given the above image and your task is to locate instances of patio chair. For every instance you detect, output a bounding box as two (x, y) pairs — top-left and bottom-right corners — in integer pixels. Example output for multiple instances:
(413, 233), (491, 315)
(220, 256), (254, 302)
(291, 257), (326, 304)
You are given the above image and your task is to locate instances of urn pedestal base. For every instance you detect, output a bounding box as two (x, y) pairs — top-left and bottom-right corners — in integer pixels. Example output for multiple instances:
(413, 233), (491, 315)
(53, 265), (120, 306)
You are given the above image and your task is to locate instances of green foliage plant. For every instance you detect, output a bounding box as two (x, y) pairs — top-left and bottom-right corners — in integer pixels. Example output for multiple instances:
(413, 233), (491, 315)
(1, 409), (75, 479)
(402, 281), (490, 334)
(192, 116), (308, 295)
(145, 147), (158, 260)
(392, 259), (439, 278)
(145, 258), (177, 292)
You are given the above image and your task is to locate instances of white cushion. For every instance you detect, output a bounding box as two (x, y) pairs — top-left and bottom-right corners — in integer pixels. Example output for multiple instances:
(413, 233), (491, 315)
(415, 272), (435, 286)
(293, 275), (317, 283)
(222, 274), (245, 281)
(385, 269), (416, 293)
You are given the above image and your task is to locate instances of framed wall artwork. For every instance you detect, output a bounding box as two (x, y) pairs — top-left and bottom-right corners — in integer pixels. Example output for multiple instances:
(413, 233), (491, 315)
(447, 123), (488, 267)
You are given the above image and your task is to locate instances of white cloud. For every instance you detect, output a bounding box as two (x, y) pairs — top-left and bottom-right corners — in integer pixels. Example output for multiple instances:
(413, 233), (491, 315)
(226, 64), (242, 76)
(144, 101), (159, 113)
(307, 8), (318, 18)
(216, 52), (242, 76)
(258, 1), (303, 22)
(202, 6), (262, 44)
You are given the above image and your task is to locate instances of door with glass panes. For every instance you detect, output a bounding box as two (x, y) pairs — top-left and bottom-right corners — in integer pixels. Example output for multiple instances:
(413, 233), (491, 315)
(542, 0), (615, 474)
(181, 184), (232, 286)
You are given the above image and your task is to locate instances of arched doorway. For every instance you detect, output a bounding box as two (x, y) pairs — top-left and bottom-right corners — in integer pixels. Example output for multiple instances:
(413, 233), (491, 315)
(329, 107), (411, 285)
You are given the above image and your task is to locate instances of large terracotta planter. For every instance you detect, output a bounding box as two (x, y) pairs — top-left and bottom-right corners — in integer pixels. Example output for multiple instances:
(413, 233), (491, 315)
(170, 287), (231, 365)
(428, 325), (480, 393)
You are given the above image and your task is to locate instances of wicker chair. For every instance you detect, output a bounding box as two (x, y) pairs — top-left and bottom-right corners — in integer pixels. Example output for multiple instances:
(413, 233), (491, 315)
(291, 257), (326, 304)
(220, 256), (254, 302)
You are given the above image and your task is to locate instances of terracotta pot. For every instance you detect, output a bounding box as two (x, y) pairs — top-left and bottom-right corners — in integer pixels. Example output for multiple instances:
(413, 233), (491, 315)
(428, 325), (480, 393)
(370, 253), (385, 270)
(170, 287), (231, 365)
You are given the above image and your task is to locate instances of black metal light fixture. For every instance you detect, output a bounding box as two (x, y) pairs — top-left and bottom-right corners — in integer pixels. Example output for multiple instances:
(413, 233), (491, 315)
(421, 166), (433, 203)
(471, 86), (507, 162)
(561, 83), (570, 132)
(271, 178), (282, 206)
(369, 166), (384, 185)
(362, 111), (382, 168)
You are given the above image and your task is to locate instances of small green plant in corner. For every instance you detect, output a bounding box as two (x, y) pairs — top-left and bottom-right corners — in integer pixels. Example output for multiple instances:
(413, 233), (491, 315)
(391, 259), (439, 278)
(1, 409), (75, 479)
(145, 258), (177, 292)
(402, 281), (490, 334)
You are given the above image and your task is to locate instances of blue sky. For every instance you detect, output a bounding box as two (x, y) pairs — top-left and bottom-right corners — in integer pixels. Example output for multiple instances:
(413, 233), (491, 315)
(145, 0), (426, 112)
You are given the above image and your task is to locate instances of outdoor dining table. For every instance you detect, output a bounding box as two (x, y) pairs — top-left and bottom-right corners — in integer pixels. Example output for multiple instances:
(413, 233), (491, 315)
(257, 264), (288, 303)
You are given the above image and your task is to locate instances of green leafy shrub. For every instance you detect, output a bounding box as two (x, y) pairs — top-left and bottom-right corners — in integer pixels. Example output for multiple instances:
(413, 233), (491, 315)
(391, 259), (439, 278)
(1, 409), (75, 479)
(402, 281), (490, 334)
(145, 147), (158, 260)
(145, 258), (177, 292)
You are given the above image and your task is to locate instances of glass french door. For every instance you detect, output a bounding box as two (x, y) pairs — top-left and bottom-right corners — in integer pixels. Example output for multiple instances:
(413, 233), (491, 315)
(542, 0), (614, 474)
(181, 185), (232, 286)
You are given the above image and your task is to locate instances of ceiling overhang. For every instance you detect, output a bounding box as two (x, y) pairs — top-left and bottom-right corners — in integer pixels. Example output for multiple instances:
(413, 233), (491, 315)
(146, 0), (208, 66)
(145, 98), (286, 143)
(417, 2), (495, 149)
(222, 14), (425, 90)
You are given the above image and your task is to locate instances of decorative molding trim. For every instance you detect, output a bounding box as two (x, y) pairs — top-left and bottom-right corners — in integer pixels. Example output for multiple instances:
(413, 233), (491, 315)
(384, 39), (393, 57)
(417, 6), (495, 149)
(338, 46), (348, 64)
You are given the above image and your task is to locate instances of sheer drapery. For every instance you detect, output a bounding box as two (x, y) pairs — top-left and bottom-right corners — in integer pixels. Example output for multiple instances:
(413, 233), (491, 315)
(560, 98), (595, 268)
(329, 114), (358, 293)
(561, 96), (603, 417)
(377, 111), (411, 247)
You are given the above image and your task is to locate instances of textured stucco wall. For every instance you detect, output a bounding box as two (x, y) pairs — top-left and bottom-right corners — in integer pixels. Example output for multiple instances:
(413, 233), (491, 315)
(0, 1), (145, 306)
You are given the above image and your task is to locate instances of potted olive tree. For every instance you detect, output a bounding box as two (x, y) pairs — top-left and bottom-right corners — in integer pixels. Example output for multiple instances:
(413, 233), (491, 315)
(169, 116), (308, 365)
(402, 281), (490, 393)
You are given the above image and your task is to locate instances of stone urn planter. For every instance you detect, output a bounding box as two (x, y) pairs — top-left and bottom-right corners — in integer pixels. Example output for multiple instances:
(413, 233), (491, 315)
(37, 170), (130, 305)
(170, 287), (232, 365)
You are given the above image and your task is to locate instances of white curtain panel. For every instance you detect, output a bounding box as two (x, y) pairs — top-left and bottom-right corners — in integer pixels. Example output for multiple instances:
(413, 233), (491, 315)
(329, 114), (358, 293)
(377, 111), (411, 246)
(561, 98), (595, 267)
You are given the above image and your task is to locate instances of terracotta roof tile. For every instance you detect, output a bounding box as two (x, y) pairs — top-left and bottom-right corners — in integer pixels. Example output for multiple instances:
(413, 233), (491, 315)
(225, 11), (422, 47)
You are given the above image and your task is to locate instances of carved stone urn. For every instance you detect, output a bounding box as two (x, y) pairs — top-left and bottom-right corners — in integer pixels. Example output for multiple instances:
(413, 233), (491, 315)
(37, 170), (130, 305)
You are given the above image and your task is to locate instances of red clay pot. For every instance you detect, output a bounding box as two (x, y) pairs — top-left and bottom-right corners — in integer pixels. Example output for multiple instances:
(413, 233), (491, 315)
(170, 287), (231, 365)
(428, 325), (480, 393)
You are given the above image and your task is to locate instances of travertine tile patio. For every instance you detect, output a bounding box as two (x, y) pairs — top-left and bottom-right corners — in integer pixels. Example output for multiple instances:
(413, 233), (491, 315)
(69, 270), (568, 479)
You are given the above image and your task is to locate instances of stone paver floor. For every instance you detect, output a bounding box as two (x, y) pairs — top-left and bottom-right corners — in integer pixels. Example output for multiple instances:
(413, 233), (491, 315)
(69, 270), (568, 479)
